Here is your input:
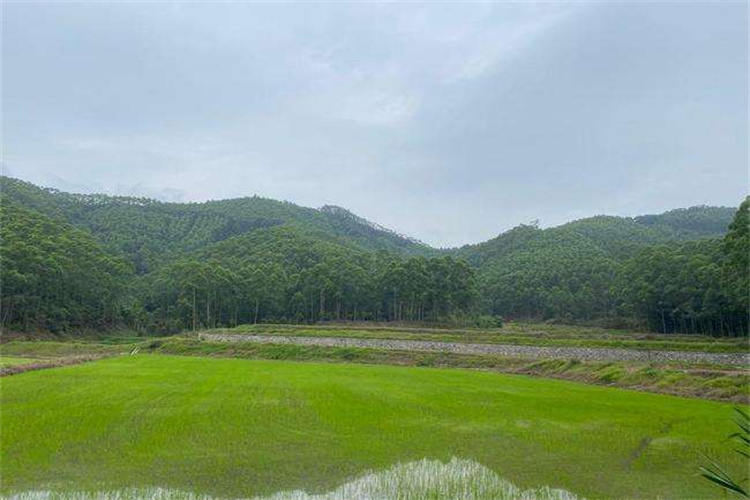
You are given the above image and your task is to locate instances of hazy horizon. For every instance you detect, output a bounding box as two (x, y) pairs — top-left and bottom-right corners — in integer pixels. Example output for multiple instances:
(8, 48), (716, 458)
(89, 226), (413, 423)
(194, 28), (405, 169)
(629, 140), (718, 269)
(2, 1), (747, 247)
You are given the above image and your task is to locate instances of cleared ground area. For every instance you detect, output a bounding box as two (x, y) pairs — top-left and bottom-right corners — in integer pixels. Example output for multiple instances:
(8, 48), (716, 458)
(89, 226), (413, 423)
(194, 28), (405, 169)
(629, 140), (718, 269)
(200, 332), (750, 365)
(218, 323), (750, 353)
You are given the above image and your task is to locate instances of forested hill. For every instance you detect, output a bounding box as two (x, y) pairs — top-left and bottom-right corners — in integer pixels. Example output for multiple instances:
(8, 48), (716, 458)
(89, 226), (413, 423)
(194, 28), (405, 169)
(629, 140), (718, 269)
(1, 175), (746, 336)
(0, 177), (434, 273)
(452, 207), (741, 330)
(457, 207), (736, 266)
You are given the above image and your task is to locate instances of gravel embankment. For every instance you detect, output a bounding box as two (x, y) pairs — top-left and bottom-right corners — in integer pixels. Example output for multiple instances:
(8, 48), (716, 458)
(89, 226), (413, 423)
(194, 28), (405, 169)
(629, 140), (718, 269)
(199, 333), (750, 366)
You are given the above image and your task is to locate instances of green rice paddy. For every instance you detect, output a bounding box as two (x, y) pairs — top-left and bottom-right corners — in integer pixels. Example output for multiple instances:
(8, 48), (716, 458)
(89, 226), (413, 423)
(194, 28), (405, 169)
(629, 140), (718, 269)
(1, 354), (745, 499)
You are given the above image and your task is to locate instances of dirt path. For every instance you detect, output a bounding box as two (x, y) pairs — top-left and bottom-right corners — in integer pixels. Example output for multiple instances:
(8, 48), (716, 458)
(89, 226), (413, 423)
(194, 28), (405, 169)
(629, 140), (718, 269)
(200, 333), (749, 366)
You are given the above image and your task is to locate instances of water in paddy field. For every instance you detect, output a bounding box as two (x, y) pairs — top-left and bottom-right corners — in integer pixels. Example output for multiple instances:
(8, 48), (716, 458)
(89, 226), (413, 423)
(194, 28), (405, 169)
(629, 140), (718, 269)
(2, 458), (580, 500)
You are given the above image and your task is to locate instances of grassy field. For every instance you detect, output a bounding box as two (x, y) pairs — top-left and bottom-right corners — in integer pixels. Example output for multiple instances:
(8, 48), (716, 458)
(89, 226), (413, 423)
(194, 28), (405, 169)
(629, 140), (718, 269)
(215, 323), (750, 353)
(0, 356), (42, 368)
(4, 331), (747, 402)
(1, 354), (746, 500)
(154, 337), (750, 402)
(1, 340), (137, 358)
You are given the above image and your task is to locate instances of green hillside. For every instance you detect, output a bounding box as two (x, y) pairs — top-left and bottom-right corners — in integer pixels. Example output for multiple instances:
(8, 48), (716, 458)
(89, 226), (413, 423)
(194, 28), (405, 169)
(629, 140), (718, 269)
(457, 208), (735, 266)
(1, 176), (746, 335)
(0, 177), (433, 274)
(454, 207), (742, 331)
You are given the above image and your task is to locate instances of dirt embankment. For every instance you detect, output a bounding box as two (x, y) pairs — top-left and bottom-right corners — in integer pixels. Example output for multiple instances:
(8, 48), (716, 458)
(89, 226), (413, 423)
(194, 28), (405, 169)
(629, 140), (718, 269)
(200, 333), (750, 366)
(0, 354), (112, 377)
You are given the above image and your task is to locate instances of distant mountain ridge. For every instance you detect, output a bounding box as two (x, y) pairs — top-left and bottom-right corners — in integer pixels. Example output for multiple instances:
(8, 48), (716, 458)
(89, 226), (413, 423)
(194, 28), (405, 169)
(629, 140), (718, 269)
(456, 207), (735, 266)
(319, 204), (428, 247)
(0, 177), (434, 273)
(1, 176), (736, 272)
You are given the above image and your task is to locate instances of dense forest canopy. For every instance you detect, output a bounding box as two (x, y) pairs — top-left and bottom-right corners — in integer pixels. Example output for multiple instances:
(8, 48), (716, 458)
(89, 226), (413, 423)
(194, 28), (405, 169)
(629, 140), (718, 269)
(0, 176), (746, 335)
(0, 200), (130, 331)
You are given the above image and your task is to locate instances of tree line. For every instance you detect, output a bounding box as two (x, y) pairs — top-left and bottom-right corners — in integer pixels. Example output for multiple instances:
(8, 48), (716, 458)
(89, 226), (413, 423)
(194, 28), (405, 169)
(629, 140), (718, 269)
(0, 209), (486, 331)
(136, 228), (484, 331)
(0, 176), (746, 336)
(476, 200), (748, 335)
(0, 202), (129, 331)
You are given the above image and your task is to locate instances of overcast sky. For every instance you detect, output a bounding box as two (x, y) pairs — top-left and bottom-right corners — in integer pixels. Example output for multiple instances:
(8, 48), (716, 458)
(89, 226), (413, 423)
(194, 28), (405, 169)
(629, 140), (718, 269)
(2, 1), (747, 247)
